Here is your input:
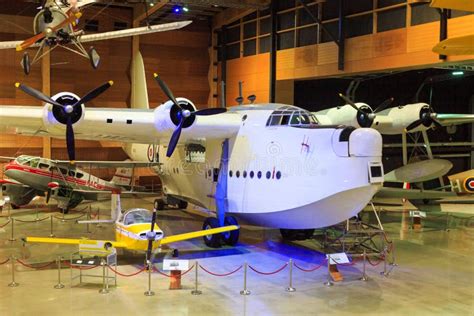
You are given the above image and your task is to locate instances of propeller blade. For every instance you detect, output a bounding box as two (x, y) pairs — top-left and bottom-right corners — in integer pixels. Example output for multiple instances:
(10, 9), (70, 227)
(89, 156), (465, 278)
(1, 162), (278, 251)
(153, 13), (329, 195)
(146, 208), (157, 263)
(374, 97), (394, 113)
(153, 73), (181, 109)
(194, 108), (227, 116)
(166, 119), (184, 157)
(75, 81), (113, 106)
(432, 119), (443, 129)
(338, 93), (364, 114)
(66, 116), (75, 162)
(15, 83), (63, 107)
(405, 119), (423, 132)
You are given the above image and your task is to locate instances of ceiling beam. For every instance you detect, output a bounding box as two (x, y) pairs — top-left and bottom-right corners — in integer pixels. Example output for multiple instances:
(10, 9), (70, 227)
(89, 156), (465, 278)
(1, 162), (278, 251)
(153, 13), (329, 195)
(134, 0), (169, 23)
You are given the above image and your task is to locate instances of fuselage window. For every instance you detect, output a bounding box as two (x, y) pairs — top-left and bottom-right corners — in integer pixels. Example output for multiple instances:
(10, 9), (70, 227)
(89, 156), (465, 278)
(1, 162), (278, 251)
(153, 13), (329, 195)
(76, 173), (84, 179)
(250, 171), (254, 178)
(236, 171), (240, 178)
(29, 158), (40, 168)
(266, 171), (271, 179)
(243, 171), (247, 178)
(59, 168), (68, 175)
(229, 170), (233, 177)
(276, 171), (282, 180)
(38, 163), (49, 170)
(257, 171), (262, 179)
(68, 170), (76, 177)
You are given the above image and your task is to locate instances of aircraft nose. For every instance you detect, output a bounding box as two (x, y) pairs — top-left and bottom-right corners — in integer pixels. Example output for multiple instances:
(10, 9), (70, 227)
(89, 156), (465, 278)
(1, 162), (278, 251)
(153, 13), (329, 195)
(349, 128), (382, 157)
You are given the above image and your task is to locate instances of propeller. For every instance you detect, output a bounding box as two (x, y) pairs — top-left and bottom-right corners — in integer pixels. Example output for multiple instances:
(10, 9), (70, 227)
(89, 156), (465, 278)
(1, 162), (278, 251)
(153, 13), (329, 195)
(16, 81), (114, 162)
(338, 94), (394, 128)
(405, 106), (443, 132)
(145, 206), (158, 266)
(153, 73), (227, 157)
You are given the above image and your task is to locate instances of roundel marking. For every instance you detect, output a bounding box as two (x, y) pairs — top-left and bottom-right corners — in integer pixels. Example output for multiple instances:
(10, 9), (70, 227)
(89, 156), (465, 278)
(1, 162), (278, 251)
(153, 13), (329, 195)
(463, 177), (474, 193)
(147, 145), (154, 162)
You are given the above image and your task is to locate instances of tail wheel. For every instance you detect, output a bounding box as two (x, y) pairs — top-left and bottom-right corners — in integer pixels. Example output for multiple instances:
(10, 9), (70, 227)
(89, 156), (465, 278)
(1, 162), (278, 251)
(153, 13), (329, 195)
(202, 217), (221, 248)
(222, 216), (239, 246)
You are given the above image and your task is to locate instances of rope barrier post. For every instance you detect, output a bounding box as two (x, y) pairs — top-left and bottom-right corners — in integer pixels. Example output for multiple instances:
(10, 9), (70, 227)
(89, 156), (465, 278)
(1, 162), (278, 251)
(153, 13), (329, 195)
(285, 259), (296, 292)
(61, 211), (66, 222)
(240, 262), (250, 295)
(54, 256), (65, 289)
(99, 259), (109, 294)
(144, 260), (155, 296)
(191, 261), (202, 295)
(86, 211), (91, 234)
(324, 255), (333, 287)
(49, 215), (55, 237)
(8, 218), (15, 242)
(35, 209), (40, 221)
(360, 250), (368, 282)
(380, 247), (388, 277)
(8, 255), (19, 287)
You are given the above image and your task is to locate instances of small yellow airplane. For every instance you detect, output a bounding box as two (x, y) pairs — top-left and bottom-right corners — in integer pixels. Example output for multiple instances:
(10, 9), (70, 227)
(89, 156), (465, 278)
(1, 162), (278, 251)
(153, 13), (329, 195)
(25, 197), (239, 258)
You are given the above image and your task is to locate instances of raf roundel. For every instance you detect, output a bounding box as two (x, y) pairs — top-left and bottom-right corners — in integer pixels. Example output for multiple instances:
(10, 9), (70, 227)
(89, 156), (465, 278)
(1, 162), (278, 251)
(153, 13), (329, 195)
(463, 177), (474, 193)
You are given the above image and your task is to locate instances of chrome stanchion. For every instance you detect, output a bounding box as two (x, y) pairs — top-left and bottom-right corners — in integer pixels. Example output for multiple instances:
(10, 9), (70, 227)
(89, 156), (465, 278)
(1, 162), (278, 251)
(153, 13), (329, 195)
(240, 262), (251, 295)
(86, 211), (91, 234)
(8, 255), (19, 287)
(99, 259), (109, 294)
(285, 259), (296, 292)
(54, 256), (65, 289)
(144, 260), (155, 296)
(191, 261), (202, 295)
(360, 250), (368, 281)
(35, 209), (40, 221)
(324, 255), (333, 286)
(61, 211), (66, 222)
(8, 218), (16, 241)
(49, 216), (55, 237)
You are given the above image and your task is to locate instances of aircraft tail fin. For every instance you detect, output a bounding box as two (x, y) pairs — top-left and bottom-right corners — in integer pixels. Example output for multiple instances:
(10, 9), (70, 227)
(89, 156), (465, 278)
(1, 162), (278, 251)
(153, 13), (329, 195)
(130, 51), (149, 110)
(111, 167), (133, 187)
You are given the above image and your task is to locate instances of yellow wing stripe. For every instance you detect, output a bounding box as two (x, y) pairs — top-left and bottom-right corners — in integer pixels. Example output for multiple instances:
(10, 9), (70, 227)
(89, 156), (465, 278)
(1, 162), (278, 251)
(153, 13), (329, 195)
(160, 225), (239, 245)
(25, 237), (127, 248)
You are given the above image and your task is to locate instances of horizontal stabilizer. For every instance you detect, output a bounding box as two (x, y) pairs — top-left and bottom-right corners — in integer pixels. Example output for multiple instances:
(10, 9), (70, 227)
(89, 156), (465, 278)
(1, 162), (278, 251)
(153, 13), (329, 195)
(432, 35), (474, 56)
(376, 187), (456, 200)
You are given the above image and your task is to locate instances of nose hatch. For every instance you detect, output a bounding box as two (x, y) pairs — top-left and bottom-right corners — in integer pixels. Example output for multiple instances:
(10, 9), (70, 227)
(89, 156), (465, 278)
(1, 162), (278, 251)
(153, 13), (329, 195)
(349, 128), (382, 157)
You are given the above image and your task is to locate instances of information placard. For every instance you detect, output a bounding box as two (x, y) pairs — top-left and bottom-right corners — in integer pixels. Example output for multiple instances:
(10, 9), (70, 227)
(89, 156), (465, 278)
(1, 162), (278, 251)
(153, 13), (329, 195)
(326, 253), (350, 265)
(163, 259), (189, 271)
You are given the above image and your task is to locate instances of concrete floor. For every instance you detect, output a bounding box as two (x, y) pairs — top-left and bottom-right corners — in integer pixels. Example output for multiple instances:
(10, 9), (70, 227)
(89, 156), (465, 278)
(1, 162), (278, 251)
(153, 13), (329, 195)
(0, 197), (473, 316)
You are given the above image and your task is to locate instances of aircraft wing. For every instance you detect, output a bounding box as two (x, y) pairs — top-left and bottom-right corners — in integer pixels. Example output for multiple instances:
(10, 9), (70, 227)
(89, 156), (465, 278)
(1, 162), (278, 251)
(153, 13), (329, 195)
(25, 236), (127, 248)
(79, 21), (192, 43)
(430, 0), (474, 12)
(54, 160), (161, 168)
(375, 187), (456, 200)
(0, 105), (241, 144)
(160, 225), (239, 245)
(436, 113), (474, 126)
(432, 35), (474, 56)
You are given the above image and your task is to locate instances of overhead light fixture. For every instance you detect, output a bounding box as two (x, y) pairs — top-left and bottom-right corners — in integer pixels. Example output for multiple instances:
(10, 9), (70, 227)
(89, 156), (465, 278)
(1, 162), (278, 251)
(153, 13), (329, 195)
(452, 71), (464, 76)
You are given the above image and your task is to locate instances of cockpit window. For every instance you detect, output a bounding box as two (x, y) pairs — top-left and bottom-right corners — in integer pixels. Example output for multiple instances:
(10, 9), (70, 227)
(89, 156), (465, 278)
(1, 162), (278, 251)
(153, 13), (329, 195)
(266, 106), (318, 128)
(123, 209), (152, 225)
(16, 156), (40, 167)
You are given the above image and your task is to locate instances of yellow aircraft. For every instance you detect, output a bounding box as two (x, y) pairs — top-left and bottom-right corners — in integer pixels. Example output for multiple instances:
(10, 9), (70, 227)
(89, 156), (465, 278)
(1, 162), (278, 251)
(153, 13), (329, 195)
(25, 197), (239, 259)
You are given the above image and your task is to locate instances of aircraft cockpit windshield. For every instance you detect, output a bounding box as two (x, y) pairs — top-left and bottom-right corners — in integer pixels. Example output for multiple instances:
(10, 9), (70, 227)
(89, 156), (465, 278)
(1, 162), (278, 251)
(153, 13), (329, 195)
(266, 106), (319, 128)
(122, 209), (153, 225)
(15, 155), (40, 168)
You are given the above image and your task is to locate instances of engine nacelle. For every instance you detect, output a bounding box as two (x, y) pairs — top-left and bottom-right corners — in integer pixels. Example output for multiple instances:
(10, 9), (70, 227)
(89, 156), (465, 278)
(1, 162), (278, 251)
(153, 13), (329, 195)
(374, 103), (430, 135)
(314, 103), (374, 128)
(153, 97), (196, 133)
(42, 92), (85, 133)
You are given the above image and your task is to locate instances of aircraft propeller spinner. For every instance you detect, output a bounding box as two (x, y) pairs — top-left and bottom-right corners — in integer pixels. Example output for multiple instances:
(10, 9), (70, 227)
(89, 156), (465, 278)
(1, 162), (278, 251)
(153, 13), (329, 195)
(405, 105), (443, 132)
(153, 73), (227, 157)
(15, 81), (113, 162)
(338, 93), (394, 128)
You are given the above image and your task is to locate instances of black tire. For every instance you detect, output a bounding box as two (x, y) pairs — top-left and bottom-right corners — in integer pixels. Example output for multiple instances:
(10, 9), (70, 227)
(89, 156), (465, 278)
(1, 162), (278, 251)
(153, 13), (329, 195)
(177, 200), (188, 209)
(202, 217), (221, 248)
(222, 216), (239, 246)
(154, 199), (165, 211)
(280, 228), (314, 241)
